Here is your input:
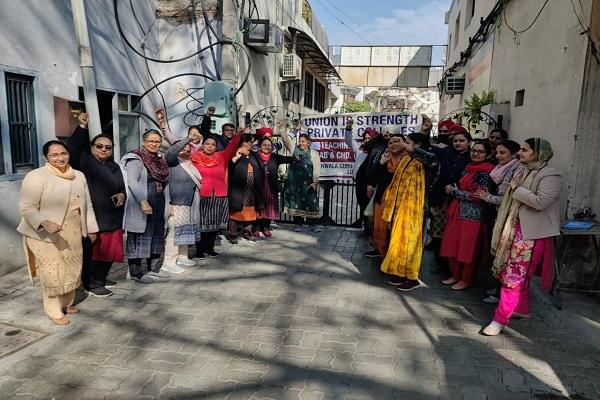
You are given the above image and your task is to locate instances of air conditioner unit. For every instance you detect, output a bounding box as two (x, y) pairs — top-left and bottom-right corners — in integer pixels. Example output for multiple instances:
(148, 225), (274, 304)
(445, 76), (465, 94)
(281, 53), (302, 80)
(244, 19), (284, 53)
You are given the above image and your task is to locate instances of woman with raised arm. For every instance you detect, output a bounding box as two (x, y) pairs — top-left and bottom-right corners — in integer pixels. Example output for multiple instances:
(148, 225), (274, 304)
(190, 129), (242, 257)
(279, 123), (322, 232)
(481, 138), (562, 336)
(251, 136), (294, 237)
(161, 139), (202, 273)
(67, 112), (125, 297)
(18, 140), (98, 325)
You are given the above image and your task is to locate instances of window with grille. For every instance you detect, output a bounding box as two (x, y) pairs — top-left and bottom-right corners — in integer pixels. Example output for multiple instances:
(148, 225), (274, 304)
(314, 81), (326, 112)
(304, 72), (314, 109)
(5, 73), (37, 174)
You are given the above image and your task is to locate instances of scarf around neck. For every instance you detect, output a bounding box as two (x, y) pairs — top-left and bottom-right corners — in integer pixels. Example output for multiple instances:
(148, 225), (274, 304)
(490, 158), (519, 184)
(190, 150), (221, 168)
(45, 163), (75, 180)
(132, 149), (169, 183)
(258, 151), (272, 163)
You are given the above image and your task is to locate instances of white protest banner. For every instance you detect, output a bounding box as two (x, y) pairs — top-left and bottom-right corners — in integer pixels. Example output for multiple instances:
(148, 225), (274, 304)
(300, 112), (422, 180)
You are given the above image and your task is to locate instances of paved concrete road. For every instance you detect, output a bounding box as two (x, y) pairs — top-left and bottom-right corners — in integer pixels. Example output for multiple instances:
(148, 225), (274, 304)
(0, 226), (599, 400)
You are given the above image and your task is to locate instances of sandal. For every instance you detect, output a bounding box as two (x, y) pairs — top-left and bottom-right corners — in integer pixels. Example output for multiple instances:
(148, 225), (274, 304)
(49, 316), (70, 325)
(65, 305), (80, 314)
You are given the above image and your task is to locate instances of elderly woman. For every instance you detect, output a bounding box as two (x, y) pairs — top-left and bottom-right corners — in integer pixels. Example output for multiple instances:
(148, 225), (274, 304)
(280, 126), (322, 232)
(227, 135), (261, 243)
(440, 140), (496, 290)
(18, 140), (98, 325)
(67, 113), (125, 297)
(121, 130), (170, 283)
(161, 139), (202, 273)
(251, 136), (294, 238)
(481, 139), (562, 336)
(381, 133), (438, 291)
(190, 131), (242, 257)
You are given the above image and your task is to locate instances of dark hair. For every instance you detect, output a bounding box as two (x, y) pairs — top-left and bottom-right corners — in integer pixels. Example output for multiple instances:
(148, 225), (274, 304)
(222, 123), (235, 132)
(496, 139), (520, 154)
(407, 132), (430, 149)
(472, 139), (492, 156)
(490, 128), (509, 140)
(142, 129), (162, 141)
(453, 131), (472, 142)
(299, 133), (311, 142)
(237, 134), (254, 148)
(258, 136), (273, 146)
(90, 134), (113, 146)
(203, 135), (218, 145)
(188, 125), (201, 135)
(524, 138), (536, 150)
(43, 140), (69, 157)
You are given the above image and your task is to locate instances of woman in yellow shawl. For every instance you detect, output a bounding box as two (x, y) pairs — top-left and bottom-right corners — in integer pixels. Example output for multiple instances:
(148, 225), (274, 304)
(381, 133), (438, 291)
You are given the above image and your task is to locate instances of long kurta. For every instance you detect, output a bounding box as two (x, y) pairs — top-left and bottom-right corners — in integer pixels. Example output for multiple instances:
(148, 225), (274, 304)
(380, 156), (426, 279)
(25, 194), (83, 297)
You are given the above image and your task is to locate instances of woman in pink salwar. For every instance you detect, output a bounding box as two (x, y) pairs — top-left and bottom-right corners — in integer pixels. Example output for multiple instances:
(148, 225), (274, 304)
(481, 138), (562, 336)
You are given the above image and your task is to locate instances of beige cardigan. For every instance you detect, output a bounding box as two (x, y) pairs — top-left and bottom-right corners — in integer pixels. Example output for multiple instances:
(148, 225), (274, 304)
(17, 166), (99, 242)
(513, 166), (563, 240)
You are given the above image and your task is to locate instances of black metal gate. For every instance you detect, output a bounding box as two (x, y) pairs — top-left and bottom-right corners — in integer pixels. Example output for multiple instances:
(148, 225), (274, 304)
(277, 180), (361, 227)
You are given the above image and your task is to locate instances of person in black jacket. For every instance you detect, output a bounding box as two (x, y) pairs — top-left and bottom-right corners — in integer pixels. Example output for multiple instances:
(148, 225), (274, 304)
(251, 136), (294, 238)
(226, 135), (262, 243)
(67, 112), (126, 297)
(199, 106), (215, 139)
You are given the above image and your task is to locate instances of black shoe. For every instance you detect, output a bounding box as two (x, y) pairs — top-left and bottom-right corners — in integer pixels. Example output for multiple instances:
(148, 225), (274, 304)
(196, 252), (205, 259)
(88, 287), (113, 297)
(387, 277), (408, 286)
(365, 250), (381, 258)
(228, 238), (239, 245)
(207, 251), (220, 257)
(105, 279), (117, 288)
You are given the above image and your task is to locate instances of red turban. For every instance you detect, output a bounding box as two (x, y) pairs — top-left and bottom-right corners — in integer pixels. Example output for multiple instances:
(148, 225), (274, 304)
(255, 127), (273, 138)
(449, 124), (469, 135)
(437, 119), (456, 132)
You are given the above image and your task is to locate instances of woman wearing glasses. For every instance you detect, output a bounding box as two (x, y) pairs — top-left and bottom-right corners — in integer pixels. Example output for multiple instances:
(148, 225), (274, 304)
(18, 140), (98, 325)
(121, 130), (170, 283)
(440, 140), (496, 290)
(67, 113), (126, 297)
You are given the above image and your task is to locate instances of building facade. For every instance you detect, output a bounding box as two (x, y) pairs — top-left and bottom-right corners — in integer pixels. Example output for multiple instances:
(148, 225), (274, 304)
(0, 0), (337, 275)
(439, 0), (600, 217)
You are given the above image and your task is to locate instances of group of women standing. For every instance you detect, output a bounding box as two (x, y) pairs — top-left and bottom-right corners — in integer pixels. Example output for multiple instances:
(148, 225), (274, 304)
(347, 119), (562, 336)
(17, 112), (325, 325)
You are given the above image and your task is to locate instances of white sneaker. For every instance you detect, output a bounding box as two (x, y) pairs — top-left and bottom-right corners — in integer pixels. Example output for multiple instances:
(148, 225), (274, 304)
(176, 257), (196, 266)
(162, 264), (186, 274)
(147, 270), (170, 279)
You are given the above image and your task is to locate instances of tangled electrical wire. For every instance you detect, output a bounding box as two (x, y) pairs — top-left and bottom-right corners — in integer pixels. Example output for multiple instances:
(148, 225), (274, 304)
(113, 0), (256, 127)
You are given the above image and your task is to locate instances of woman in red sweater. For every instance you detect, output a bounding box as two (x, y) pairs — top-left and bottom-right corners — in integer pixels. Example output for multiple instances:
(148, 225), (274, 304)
(190, 130), (242, 257)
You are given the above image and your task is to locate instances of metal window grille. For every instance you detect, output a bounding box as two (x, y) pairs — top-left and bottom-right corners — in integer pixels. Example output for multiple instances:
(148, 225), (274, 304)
(303, 72), (314, 108)
(6, 73), (37, 172)
(314, 81), (325, 112)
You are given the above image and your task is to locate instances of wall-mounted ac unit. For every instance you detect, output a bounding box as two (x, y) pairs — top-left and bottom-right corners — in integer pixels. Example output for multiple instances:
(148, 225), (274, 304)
(281, 53), (302, 81)
(244, 19), (284, 53)
(445, 76), (465, 94)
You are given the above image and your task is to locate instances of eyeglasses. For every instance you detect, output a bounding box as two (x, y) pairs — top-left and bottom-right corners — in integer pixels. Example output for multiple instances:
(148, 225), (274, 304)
(47, 152), (69, 159)
(94, 144), (113, 151)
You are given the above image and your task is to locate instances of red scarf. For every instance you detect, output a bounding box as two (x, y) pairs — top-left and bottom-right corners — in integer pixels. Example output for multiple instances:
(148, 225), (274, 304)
(465, 161), (494, 173)
(131, 149), (169, 183)
(190, 150), (221, 168)
(258, 151), (271, 163)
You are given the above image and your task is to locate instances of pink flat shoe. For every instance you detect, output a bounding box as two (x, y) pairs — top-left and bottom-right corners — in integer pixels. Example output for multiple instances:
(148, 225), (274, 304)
(450, 281), (471, 290)
(441, 277), (458, 285)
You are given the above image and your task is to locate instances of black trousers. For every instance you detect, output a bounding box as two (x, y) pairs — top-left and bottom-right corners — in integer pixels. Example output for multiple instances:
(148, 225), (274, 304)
(82, 237), (114, 290)
(430, 237), (448, 268)
(197, 231), (218, 255)
(128, 254), (160, 278)
(228, 219), (252, 238)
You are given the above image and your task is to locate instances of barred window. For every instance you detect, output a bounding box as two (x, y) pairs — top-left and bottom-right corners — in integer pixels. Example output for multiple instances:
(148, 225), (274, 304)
(314, 81), (326, 112)
(4, 72), (37, 174)
(304, 72), (314, 109)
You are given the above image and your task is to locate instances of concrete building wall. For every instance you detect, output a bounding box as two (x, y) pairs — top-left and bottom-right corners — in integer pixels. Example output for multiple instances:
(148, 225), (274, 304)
(440, 0), (594, 216)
